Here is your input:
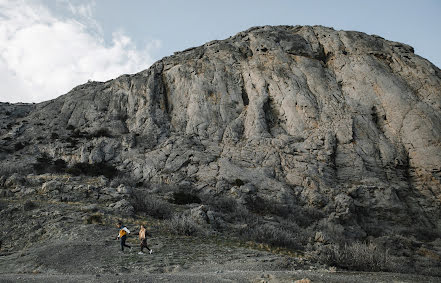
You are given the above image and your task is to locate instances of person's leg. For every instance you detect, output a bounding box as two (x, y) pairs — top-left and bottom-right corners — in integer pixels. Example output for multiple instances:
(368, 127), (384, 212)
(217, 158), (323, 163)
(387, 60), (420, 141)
(143, 239), (152, 253)
(120, 237), (125, 251)
(140, 240), (144, 252)
(121, 236), (131, 250)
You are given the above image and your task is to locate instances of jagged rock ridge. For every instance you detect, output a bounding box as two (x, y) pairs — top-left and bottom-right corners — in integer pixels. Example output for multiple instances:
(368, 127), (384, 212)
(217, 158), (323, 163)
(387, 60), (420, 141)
(1, 25), (441, 245)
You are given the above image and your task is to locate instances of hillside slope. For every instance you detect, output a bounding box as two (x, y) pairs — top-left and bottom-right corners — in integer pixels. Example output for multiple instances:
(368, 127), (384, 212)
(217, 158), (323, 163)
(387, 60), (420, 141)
(1, 25), (440, 278)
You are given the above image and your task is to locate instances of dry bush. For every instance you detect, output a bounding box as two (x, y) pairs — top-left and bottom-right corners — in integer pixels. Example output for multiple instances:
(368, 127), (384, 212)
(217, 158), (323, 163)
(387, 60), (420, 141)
(66, 162), (118, 179)
(318, 241), (391, 271)
(23, 200), (37, 211)
(168, 213), (200, 236)
(244, 195), (324, 227)
(130, 189), (173, 219)
(240, 221), (308, 250)
(85, 213), (103, 224)
(111, 175), (142, 188)
(170, 191), (201, 205)
(205, 195), (256, 224)
(0, 163), (32, 177)
(208, 196), (238, 213)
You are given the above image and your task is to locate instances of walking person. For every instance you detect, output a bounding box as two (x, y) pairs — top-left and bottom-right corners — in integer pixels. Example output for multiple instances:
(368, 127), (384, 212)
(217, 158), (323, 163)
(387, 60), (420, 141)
(138, 224), (153, 255)
(116, 221), (131, 252)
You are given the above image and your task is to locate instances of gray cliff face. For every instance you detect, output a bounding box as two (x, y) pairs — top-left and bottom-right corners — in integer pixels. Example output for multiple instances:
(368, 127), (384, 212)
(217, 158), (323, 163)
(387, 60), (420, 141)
(1, 25), (441, 238)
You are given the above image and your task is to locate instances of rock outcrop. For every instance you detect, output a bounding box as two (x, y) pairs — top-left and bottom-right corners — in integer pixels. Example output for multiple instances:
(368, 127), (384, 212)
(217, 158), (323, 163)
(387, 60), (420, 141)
(1, 25), (440, 248)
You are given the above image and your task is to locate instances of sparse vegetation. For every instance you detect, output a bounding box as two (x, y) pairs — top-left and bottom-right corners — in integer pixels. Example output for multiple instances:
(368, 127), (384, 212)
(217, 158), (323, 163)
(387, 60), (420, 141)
(170, 191), (201, 205)
(168, 213), (200, 236)
(89, 128), (112, 138)
(240, 220), (308, 251)
(31, 153), (117, 178)
(32, 153), (53, 174)
(85, 213), (103, 224)
(23, 200), (37, 211)
(233, 178), (245, 187)
(317, 242), (392, 272)
(130, 189), (173, 219)
(0, 163), (32, 176)
(14, 142), (26, 151)
(53, 159), (67, 173)
(66, 162), (118, 179)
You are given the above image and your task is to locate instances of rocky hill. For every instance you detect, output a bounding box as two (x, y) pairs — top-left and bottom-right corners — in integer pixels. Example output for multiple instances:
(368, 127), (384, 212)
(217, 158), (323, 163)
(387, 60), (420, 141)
(1, 25), (441, 280)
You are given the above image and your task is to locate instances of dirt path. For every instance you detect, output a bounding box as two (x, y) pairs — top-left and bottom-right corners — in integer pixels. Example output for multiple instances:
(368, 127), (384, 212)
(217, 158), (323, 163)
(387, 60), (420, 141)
(1, 270), (440, 283)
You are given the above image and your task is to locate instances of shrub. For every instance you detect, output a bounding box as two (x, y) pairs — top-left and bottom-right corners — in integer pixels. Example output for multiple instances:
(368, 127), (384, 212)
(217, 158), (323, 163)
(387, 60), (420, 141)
(14, 142), (26, 151)
(204, 195), (256, 224)
(85, 213), (103, 224)
(318, 242), (390, 271)
(51, 132), (59, 140)
(0, 164), (32, 176)
(170, 191), (201, 205)
(89, 128), (112, 138)
(71, 129), (85, 138)
(23, 200), (37, 211)
(111, 175), (140, 188)
(233, 178), (245, 187)
(168, 213), (200, 236)
(240, 221), (306, 250)
(33, 153), (53, 174)
(244, 196), (324, 227)
(130, 189), (173, 219)
(207, 196), (238, 213)
(66, 162), (118, 179)
(53, 159), (67, 173)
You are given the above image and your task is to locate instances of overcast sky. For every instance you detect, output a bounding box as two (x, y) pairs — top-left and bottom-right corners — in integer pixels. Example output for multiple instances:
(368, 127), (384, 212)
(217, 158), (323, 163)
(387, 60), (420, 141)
(1, 0), (440, 103)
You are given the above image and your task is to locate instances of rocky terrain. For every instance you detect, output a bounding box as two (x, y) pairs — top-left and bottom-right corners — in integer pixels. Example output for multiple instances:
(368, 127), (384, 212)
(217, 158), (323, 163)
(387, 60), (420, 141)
(0, 25), (441, 281)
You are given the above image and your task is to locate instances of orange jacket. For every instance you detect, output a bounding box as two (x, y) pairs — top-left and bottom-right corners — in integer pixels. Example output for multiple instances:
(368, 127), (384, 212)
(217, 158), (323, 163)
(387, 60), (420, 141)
(118, 227), (130, 238)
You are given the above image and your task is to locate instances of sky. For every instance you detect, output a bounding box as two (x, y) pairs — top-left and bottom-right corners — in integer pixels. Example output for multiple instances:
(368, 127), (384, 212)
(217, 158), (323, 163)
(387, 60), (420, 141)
(0, 0), (440, 103)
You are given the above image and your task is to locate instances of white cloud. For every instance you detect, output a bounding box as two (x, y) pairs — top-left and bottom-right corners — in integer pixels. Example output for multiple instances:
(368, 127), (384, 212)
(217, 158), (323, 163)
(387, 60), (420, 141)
(0, 0), (160, 103)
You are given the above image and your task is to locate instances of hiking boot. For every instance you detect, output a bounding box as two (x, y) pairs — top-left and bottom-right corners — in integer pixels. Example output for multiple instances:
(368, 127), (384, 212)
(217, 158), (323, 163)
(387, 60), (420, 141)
(149, 249), (153, 254)
(138, 251), (144, 255)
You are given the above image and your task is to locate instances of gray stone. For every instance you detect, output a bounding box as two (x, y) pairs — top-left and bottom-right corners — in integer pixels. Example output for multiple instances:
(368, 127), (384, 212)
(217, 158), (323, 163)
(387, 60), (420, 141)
(0, 25), (440, 260)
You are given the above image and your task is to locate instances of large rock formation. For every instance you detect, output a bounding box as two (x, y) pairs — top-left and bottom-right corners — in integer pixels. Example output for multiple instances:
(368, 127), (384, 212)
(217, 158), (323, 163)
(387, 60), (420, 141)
(1, 25), (440, 246)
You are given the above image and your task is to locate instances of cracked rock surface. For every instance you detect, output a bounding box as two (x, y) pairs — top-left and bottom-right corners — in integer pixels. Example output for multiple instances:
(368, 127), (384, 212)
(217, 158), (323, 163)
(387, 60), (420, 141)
(1, 25), (441, 278)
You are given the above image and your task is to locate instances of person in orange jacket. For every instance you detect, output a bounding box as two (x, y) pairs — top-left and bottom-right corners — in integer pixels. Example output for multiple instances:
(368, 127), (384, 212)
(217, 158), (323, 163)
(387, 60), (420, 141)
(116, 221), (131, 252)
